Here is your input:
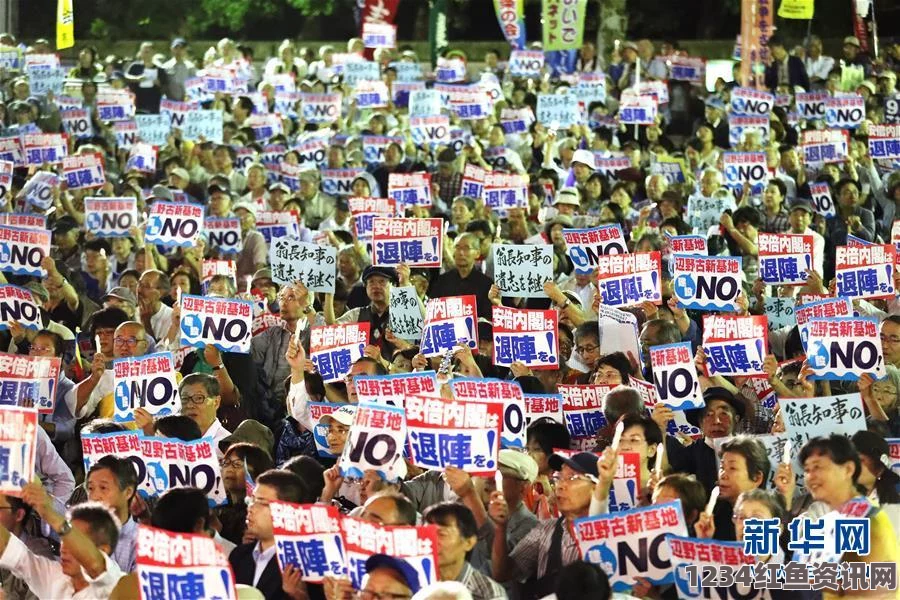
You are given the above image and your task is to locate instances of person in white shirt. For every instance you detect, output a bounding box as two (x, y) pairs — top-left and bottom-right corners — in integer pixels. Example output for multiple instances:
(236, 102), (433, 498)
(803, 36), (835, 88)
(786, 199), (825, 278)
(178, 373), (232, 457)
(137, 269), (173, 341)
(75, 319), (149, 419)
(263, 39), (308, 80)
(0, 480), (122, 600)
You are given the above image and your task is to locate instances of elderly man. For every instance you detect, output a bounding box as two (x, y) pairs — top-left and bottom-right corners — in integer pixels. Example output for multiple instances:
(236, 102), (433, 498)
(178, 373), (231, 453)
(429, 233), (495, 320)
(230, 201), (268, 279)
(136, 269), (173, 341)
(298, 168), (335, 230)
(75, 320), (150, 419)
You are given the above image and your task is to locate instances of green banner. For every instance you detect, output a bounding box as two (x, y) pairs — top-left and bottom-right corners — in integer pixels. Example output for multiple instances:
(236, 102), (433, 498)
(542, 0), (588, 51)
(429, 0), (448, 68)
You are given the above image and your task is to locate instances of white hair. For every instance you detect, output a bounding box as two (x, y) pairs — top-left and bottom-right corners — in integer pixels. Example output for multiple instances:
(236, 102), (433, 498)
(411, 581), (473, 600)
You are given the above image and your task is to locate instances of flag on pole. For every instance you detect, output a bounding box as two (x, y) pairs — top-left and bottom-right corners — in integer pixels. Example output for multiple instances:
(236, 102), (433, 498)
(56, 0), (74, 50)
(494, 0), (527, 50)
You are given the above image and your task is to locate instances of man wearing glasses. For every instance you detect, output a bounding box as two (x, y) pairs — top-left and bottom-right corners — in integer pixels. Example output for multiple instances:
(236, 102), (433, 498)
(356, 554), (422, 600)
(178, 373), (231, 457)
(881, 315), (900, 368)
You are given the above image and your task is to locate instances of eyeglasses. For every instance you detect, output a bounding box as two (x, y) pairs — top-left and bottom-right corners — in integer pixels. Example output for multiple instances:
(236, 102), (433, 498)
(114, 336), (144, 346)
(553, 474), (597, 485)
(181, 395), (212, 406)
(575, 344), (599, 355)
(220, 459), (244, 469)
(356, 591), (411, 600)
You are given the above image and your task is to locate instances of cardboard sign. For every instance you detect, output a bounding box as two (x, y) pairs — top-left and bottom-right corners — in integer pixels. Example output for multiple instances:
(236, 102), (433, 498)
(758, 233), (814, 285)
(205, 217), (242, 255)
(806, 317), (886, 381)
(340, 402), (407, 481)
(136, 525), (236, 600)
(0, 226), (50, 277)
(84, 197), (138, 238)
(371, 218), (442, 268)
(271, 502), (346, 583)
(559, 384), (614, 451)
(802, 129), (849, 165)
(667, 535), (758, 600)
(672, 255), (742, 312)
(0, 285), (41, 332)
(781, 394), (866, 474)
(389, 286), (424, 342)
(21, 133), (67, 166)
(524, 393), (564, 425)
(354, 371), (438, 408)
(609, 452), (642, 511)
(309, 323), (370, 384)
(596, 251), (662, 307)
(536, 92), (579, 127)
(730, 87), (774, 116)
(835, 244), (895, 300)
(702, 315), (768, 377)
(180, 295), (253, 354)
(722, 151), (768, 193)
(145, 202), (204, 248)
(0, 353), (60, 413)
(649, 342), (704, 411)
(492, 306), (559, 370)
(564, 225), (628, 275)
(387, 172), (432, 207)
(406, 394), (502, 475)
(269, 239), (337, 292)
(824, 94), (865, 129)
(574, 501), (688, 592)
(342, 518), (439, 590)
(420, 295), (478, 357)
(112, 352), (181, 423)
(808, 181), (836, 218)
(492, 244), (553, 298)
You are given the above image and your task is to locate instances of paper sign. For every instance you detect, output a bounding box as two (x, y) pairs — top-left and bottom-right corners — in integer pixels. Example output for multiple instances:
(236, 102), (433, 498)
(500, 108), (534, 135)
(781, 394), (866, 473)
(597, 305), (641, 370)
(354, 371), (438, 408)
(420, 295), (478, 357)
(492, 306), (559, 370)
(806, 317), (886, 381)
(409, 90), (441, 117)
(492, 244), (553, 298)
(702, 315), (768, 377)
(322, 168), (364, 197)
(609, 452), (642, 511)
(180, 295), (253, 354)
(344, 61), (380, 87)
(84, 197), (138, 238)
(763, 297), (796, 331)
(618, 95), (657, 125)
(0, 285), (42, 332)
(387, 172), (432, 207)
(524, 393), (564, 425)
(0, 407), (37, 494)
(309, 323), (370, 384)
(835, 244), (895, 300)
(0, 226), (50, 277)
(410, 115), (450, 145)
(808, 181), (836, 218)
(112, 352), (180, 423)
(559, 384), (613, 451)
(672, 255), (742, 312)
(730, 87), (774, 116)
(596, 251), (662, 307)
(686, 194), (737, 233)
(667, 535), (757, 600)
(460, 163), (486, 199)
(341, 518), (439, 590)
(135, 114), (168, 145)
(182, 110), (223, 144)
(723, 152), (768, 193)
(205, 217), (242, 255)
(340, 402), (407, 481)
(271, 502), (346, 583)
(389, 286), (424, 342)
(125, 142), (157, 174)
(0, 214), (44, 231)
(728, 115), (769, 147)
(536, 92), (579, 128)
(145, 202), (204, 248)
(574, 72), (607, 104)
(509, 50), (544, 77)
(669, 57), (705, 84)
(350, 197), (397, 241)
(451, 378), (526, 449)
(802, 129), (849, 165)
(758, 233), (814, 285)
(824, 94), (865, 129)
(301, 93), (342, 124)
(61, 108), (92, 139)
(794, 297), (854, 351)
(649, 342), (704, 411)
(0, 353), (60, 413)
(406, 394), (502, 475)
(483, 172), (527, 213)
(269, 238), (337, 292)
(372, 218), (442, 268)
(564, 225), (628, 275)
(21, 133), (67, 166)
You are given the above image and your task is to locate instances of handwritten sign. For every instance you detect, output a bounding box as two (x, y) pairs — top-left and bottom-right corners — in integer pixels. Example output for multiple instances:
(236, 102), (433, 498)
(492, 244), (553, 298)
(269, 238), (337, 293)
(180, 295), (253, 354)
(596, 251), (662, 307)
(781, 394), (866, 473)
(649, 342), (704, 410)
(492, 306), (559, 370)
(536, 92), (579, 127)
(763, 297), (796, 331)
(372, 218), (442, 268)
(806, 317), (886, 381)
(182, 109), (223, 144)
(420, 295), (478, 357)
(112, 352), (181, 423)
(310, 323), (370, 384)
(389, 286), (424, 342)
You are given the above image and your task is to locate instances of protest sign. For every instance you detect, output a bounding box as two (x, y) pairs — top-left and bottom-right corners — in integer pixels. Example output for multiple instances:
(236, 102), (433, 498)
(387, 172), (432, 207)
(559, 384), (613, 451)
(450, 88), (493, 120)
(869, 124), (900, 160)
(758, 232), (814, 285)
(309, 323), (370, 384)
(483, 172), (528, 213)
(802, 129), (849, 165)
(649, 156), (686, 185)
(667, 535), (759, 600)
(112, 121), (138, 149)
(96, 93), (135, 121)
(499, 107), (534, 135)
(824, 94), (865, 129)
(125, 142), (156, 174)
(201, 260), (236, 288)
(389, 286), (424, 342)
(0, 226), (50, 277)
(0, 285), (41, 331)
(371, 218), (442, 268)
(596, 305), (642, 369)
(575, 500), (687, 591)
(257, 210), (301, 243)
(309, 403), (342, 457)
(299, 93), (342, 124)
(361, 136), (404, 166)
(271, 502), (346, 583)
(340, 402), (407, 481)
(205, 217), (242, 255)
(112, 352), (181, 423)
(729, 87), (774, 116)
(145, 202), (204, 248)
(160, 99), (196, 128)
(0, 160), (12, 204)
(702, 315), (767, 377)
(649, 342), (704, 411)
(781, 393), (866, 473)
(806, 317), (887, 381)
(664, 234), (707, 263)
(134, 114), (168, 145)
(21, 133), (67, 166)
(686, 193), (736, 233)
(572, 71), (607, 106)
(420, 295), (479, 357)
(354, 80), (390, 109)
(595, 156), (631, 178)
(835, 244), (895, 300)
(406, 394), (502, 474)
(410, 115), (451, 146)
(722, 151), (768, 193)
(509, 49), (544, 77)
(795, 297), (854, 350)
(342, 518), (439, 590)
(609, 452), (642, 512)
(84, 197), (138, 238)
(728, 115), (769, 147)
(563, 225), (628, 274)
(180, 295), (253, 354)
(16, 170), (56, 210)
(672, 255), (742, 312)
(618, 95), (657, 125)
(408, 90), (441, 117)
(181, 109), (223, 143)
(763, 297), (796, 331)
(452, 378), (526, 450)
(808, 181), (836, 218)
(492, 244), (553, 298)
(524, 393), (564, 425)
(669, 57), (705, 84)
(435, 57), (467, 83)
(350, 197), (397, 241)
(0, 353), (60, 413)
(61, 107), (92, 139)
(321, 168), (364, 197)
(344, 61), (380, 87)
(0, 407), (38, 494)
(459, 163), (486, 198)
(354, 371), (439, 408)
(0, 214), (44, 231)
(596, 251), (662, 307)
(390, 61), (423, 83)
(536, 92), (579, 127)
(269, 238), (337, 292)
(492, 306), (559, 370)
(0, 140), (22, 169)
(136, 525), (236, 600)
(796, 91), (828, 121)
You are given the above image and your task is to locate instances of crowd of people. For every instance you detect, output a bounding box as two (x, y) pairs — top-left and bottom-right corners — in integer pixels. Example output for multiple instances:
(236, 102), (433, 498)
(0, 25), (895, 600)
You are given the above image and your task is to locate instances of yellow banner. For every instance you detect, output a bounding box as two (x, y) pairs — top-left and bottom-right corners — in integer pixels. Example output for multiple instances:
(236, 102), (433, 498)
(56, 0), (74, 50)
(778, 0), (814, 20)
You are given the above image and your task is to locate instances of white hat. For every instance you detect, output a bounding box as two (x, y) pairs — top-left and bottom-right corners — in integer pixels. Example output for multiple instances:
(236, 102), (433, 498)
(553, 187), (580, 207)
(231, 201), (257, 219)
(571, 149), (596, 169)
(319, 405), (357, 427)
(499, 449), (539, 482)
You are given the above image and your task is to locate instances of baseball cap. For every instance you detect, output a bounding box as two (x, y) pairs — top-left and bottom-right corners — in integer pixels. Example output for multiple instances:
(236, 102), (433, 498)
(704, 96), (726, 111)
(52, 216), (80, 235)
(437, 148), (457, 164)
(219, 419), (275, 458)
(553, 187), (580, 207)
(622, 41), (638, 52)
(877, 71), (897, 82)
(232, 201), (258, 219)
(499, 449), (539, 482)
(319, 405), (357, 427)
(171, 38), (188, 49)
(251, 268), (273, 286)
(789, 198), (815, 214)
(150, 184), (174, 202)
(364, 555), (421, 595)
(362, 265), (399, 286)
(857, 80), (877, 95)
(548, 452), (600, 481)
(571, 149), (596, 169)
(843, 36), (861, 48)
(207, 180), (231, 195)
(298, 168), (318, 182)
(170, 167), (190, 182)
(103, 286), (137, 305)
(687, 387), (746, 426)
(268, 181), (290, 193)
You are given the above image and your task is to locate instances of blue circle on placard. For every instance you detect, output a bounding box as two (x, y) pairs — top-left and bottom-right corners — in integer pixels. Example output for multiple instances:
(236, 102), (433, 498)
(181, 313), (202, 339)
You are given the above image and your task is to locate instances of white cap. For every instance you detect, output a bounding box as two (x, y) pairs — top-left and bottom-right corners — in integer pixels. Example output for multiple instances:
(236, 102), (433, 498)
(319, 405), (357, 427)
(553, 187), (580, 207)
(571, 148), (596, 169)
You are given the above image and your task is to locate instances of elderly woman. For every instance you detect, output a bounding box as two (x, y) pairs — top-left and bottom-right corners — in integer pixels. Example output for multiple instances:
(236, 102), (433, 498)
(858, 364), (900, 436)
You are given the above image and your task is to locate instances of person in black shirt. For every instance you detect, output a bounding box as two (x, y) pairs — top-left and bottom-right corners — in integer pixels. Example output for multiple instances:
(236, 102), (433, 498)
(428, 233), (495, 321)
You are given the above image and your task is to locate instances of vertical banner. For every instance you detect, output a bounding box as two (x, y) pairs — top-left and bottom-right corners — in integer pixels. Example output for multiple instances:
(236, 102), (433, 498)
(494, 0), (526, 50)
(542, 0), (588, 51)
(428, 0), (448, 68)
(56, 0), (74, 50)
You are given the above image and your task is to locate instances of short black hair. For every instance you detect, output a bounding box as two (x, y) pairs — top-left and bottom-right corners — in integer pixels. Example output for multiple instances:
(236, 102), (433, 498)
(555, 561), (611, 600)
(799, 435), (861, 482)
(371, 492), (418, 526)
(720, 435), (771, 487)
(596, 352), (633, 383)
(89, 455), (138, 498)
(767, 178), (787, 198)
(620, 414), (663, 446)
(656, 473), (708, 524)
(422, 502), (478, 539)
(527, 419), (570, 455)
(88, 306), (129, 333)
(574, 320), (600, 343)
(281, 456), (325, 502)
(256, 469), (307, 503)
(70, 502), (120, 551)
(356, 356), (387, 375)
(154, 415), (202, 441)
(180, 373), (220, 398)
(733, 206), (762, 228)
(151, 487), (210, 533)
(224, 442), (275, 479)
(33, 329), (65, 356)
(465, 219), (494, 238)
